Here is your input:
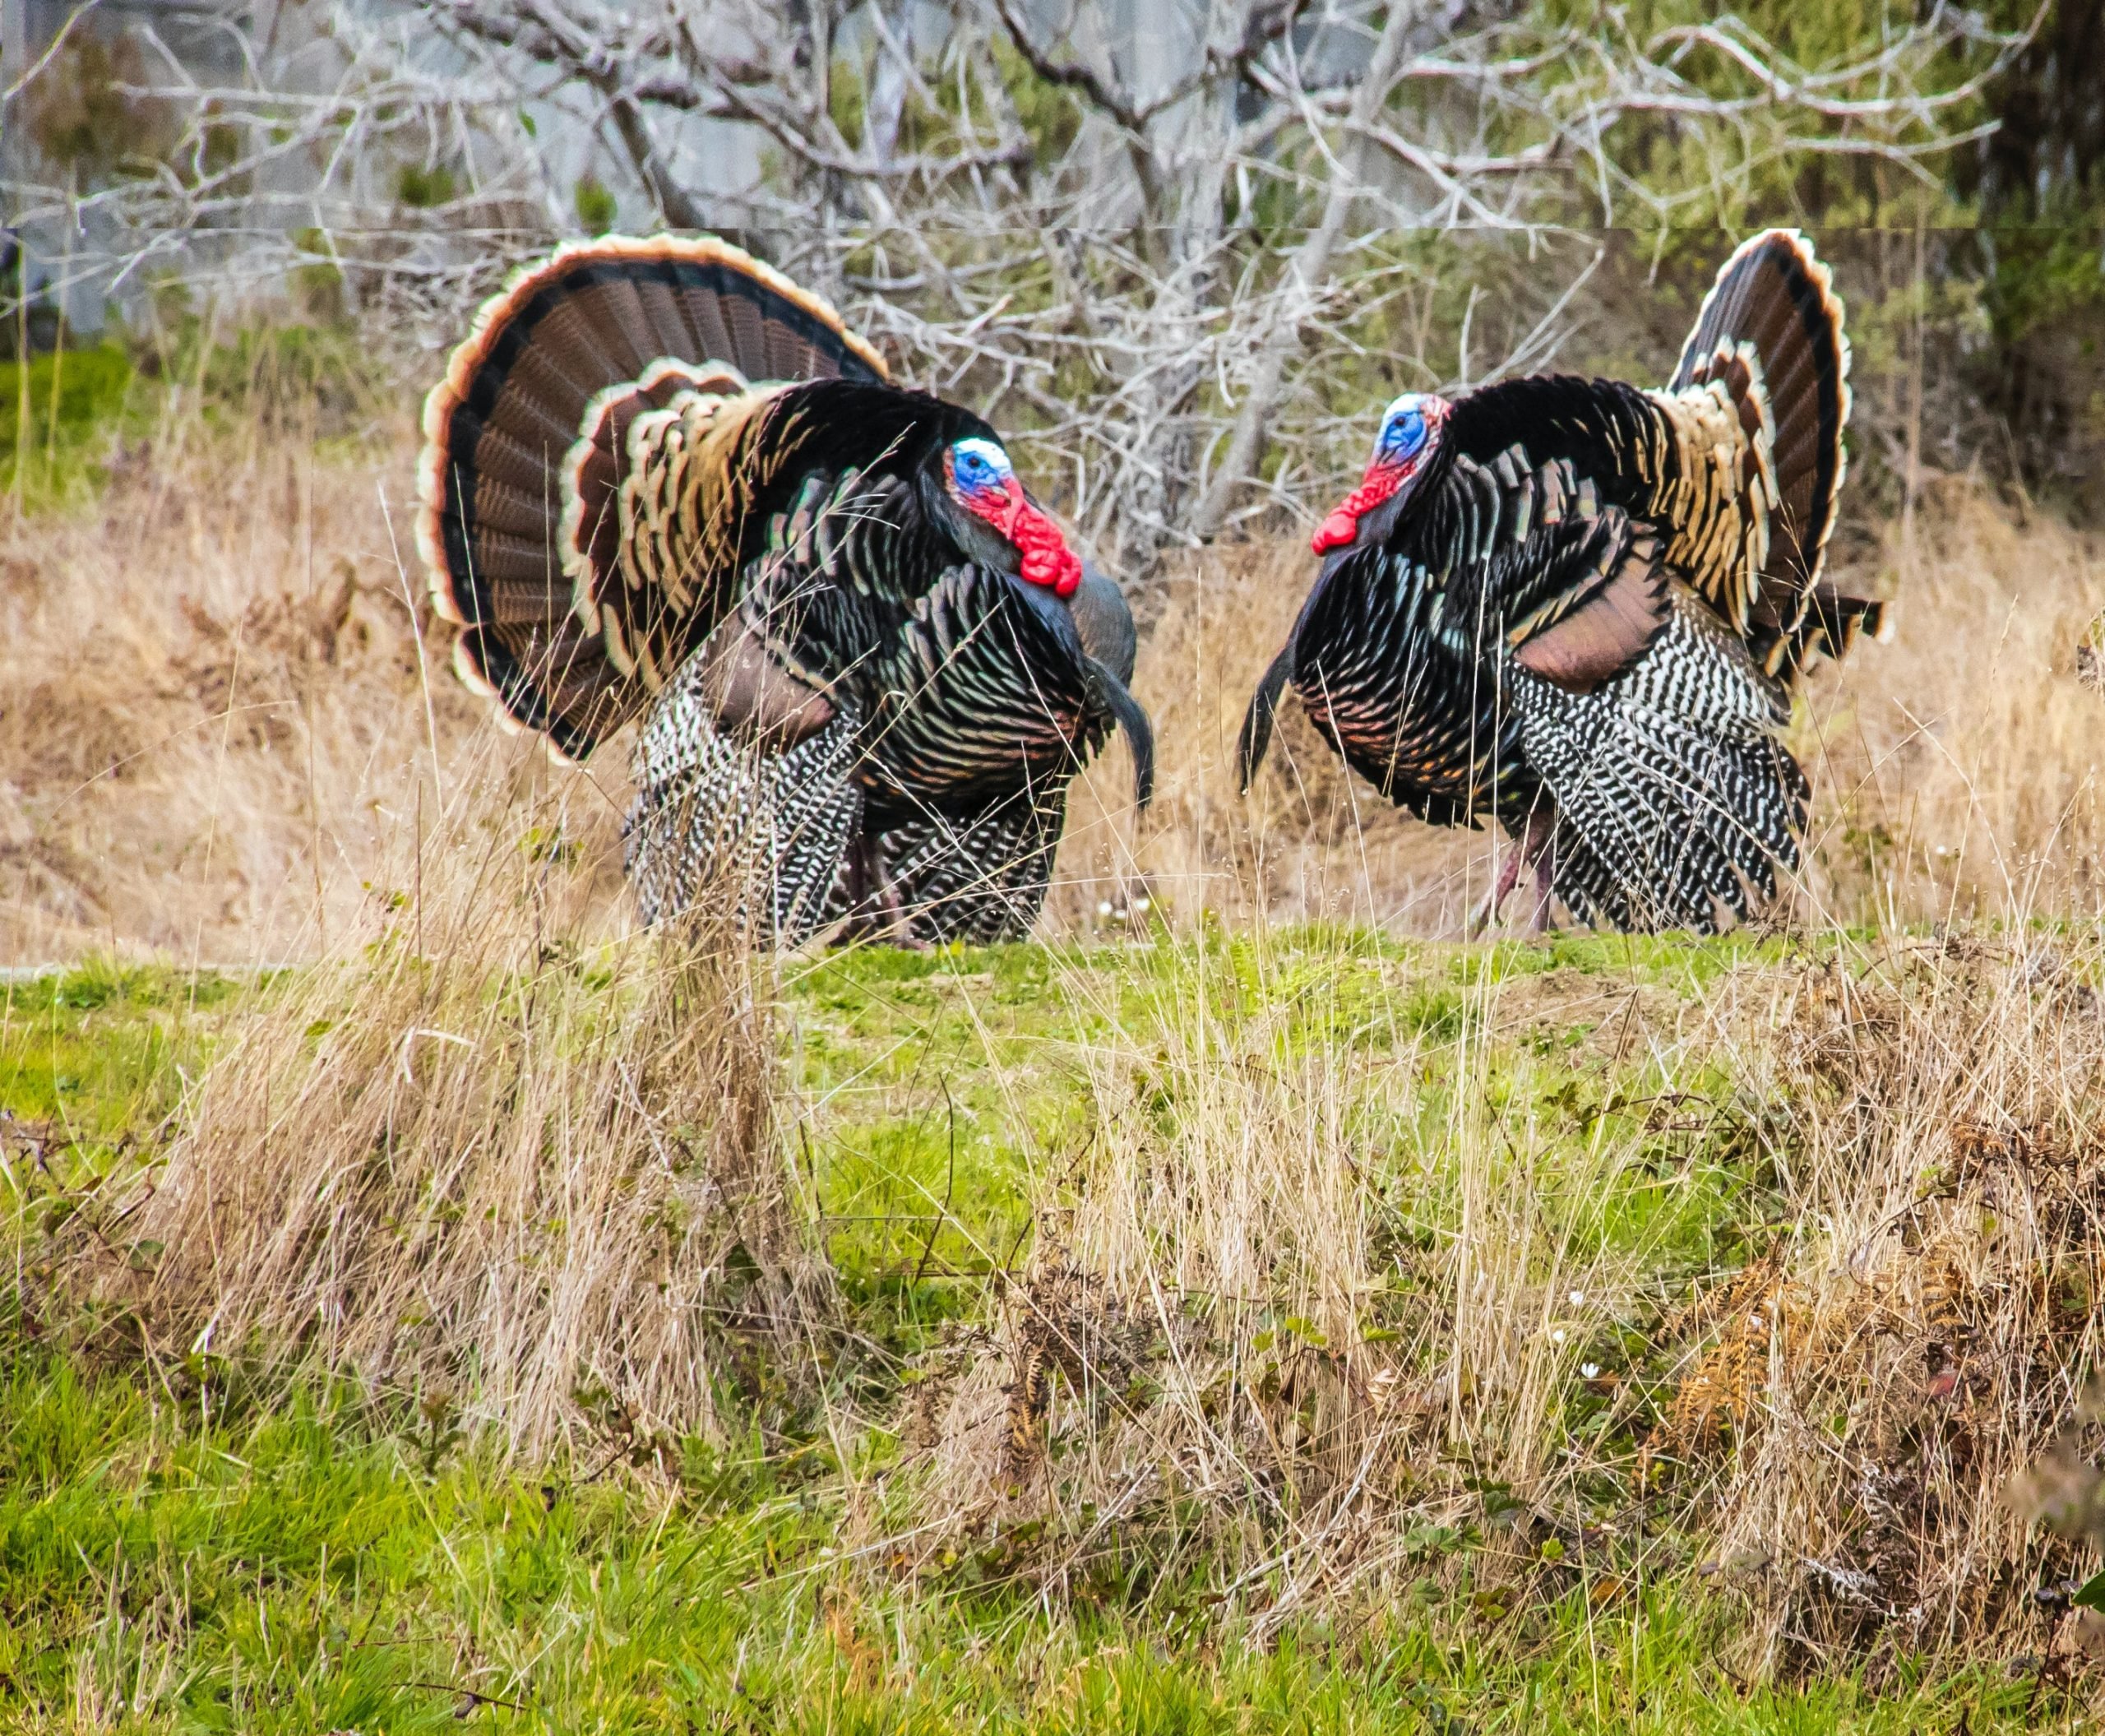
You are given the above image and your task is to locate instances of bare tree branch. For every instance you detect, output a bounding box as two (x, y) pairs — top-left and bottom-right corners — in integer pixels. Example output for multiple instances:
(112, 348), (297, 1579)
(1, 0), (2038, 576)
(1189, 0), (1422, 539)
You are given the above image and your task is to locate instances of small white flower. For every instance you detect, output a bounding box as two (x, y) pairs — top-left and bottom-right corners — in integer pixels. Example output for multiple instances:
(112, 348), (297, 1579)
(1098, 900), (1113, 917)
(1580, 1363), (1601, 1379)
(1568, 1289), (1585, 1307)
(1551, 1327), (1567, 1345)
(1134, 896), (1152, 913)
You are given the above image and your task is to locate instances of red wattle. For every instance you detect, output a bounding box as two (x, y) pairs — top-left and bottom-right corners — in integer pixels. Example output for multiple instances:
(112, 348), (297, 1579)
(966, 475), (1083, 596)
(1312, 508), (1360, 553)
(1312, 461), (1409, 555)
(1007, 500), (1082, 597)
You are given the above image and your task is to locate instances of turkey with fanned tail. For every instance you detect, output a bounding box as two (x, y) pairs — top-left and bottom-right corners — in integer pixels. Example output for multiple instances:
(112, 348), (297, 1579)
(417, 234), (1151, 945)
(1239, 229), (1885, 933)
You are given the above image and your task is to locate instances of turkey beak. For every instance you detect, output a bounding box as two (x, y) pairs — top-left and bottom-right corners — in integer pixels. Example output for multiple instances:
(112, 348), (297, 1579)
(982, 477), (1028, 541)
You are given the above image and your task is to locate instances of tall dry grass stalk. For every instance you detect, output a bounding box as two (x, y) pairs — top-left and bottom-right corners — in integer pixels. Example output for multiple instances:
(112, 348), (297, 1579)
(95, 795), (830, 1458)
(894, 927), (2105, 1664)
(1795, 479), (2105, 926)
(6, 405), (830, 1456)
(897, 942), (1685, 1635)
(0, 416), (630, 964)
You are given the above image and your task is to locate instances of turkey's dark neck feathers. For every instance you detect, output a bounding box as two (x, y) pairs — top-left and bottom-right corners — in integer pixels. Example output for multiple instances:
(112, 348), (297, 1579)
(733, 381), (988, 572)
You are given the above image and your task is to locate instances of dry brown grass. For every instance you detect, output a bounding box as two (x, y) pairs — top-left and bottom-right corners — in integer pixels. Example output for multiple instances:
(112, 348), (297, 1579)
(64, 801), (827, 1460)
(1796, 481), (2105, 926)
(0, 419), (631, 965)
(7, 420), (826, 1456)
(1671, 938), (2105, 1672)
(893, 944), (1645, 1638)
(6, 424), (2100, 956)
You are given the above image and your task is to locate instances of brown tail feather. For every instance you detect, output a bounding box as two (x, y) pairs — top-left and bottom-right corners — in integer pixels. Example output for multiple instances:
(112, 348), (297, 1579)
(1754, 586), (1893, 679)
(417, 235), (886, 757)
(452, 619), (632, 766)
(1672, 229), (1852, 603)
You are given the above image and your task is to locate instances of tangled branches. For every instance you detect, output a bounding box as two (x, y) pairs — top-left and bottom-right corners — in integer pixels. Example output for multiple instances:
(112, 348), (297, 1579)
(1, 0), (2041, 573)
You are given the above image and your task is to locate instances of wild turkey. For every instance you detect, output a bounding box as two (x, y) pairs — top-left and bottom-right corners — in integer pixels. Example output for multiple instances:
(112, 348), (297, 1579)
(1240, 229), (1884, 933)
(417, 235), (1150, 945)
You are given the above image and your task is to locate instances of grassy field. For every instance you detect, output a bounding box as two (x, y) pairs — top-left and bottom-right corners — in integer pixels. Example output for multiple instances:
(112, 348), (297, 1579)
(4, 391), (2105, 1729)
(3, 928), (2101, 1734)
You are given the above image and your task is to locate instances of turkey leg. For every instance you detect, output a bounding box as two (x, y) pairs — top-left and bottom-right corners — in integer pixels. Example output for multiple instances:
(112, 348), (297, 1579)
(1468, 840), (1525, 937)
(833, 832), (925, 950)
(1467, 807), (1559, 937)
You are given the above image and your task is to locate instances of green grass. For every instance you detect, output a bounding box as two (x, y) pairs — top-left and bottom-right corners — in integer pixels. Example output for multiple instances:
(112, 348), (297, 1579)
(0, 343), (138, 505)
(0, 962), (234, 1131)
(784, 929), (1782, 1354)
(0, 323), (398, 512)
(0, 942), (2070, 1731)
(0, 1341), (2057, 1733)
(0, 1351), (830, 1732)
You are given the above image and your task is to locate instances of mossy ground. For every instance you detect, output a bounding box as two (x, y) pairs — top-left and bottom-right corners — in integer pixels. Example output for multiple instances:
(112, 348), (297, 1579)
(0, 938), (2072, 1733)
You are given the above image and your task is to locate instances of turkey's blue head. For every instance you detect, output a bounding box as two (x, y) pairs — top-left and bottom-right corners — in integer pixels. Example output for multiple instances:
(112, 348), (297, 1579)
(944, 436), (1081, 597)
(1312, 393), (1451, 555)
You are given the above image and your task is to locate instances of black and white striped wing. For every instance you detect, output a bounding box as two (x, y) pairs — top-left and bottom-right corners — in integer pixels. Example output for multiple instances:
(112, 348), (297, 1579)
(1509, 592), (1806, 932)
(625, 657), (865, 943)
(1281, 447), (1664, 830)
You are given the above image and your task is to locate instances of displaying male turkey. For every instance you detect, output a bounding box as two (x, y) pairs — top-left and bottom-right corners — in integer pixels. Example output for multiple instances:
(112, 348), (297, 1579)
(1239, 229), (1884, 933)
(418, 235), (1150, 945)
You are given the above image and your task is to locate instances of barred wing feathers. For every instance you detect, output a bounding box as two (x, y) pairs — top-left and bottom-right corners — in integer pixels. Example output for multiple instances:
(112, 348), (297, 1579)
(1512, 596), (1808, 930)
(1268, 447), (1665, 828)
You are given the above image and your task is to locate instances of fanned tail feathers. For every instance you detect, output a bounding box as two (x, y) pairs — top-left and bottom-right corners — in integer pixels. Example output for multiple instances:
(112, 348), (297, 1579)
(1670, 228), (1884, 678)
(418, 234), (886, 761)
